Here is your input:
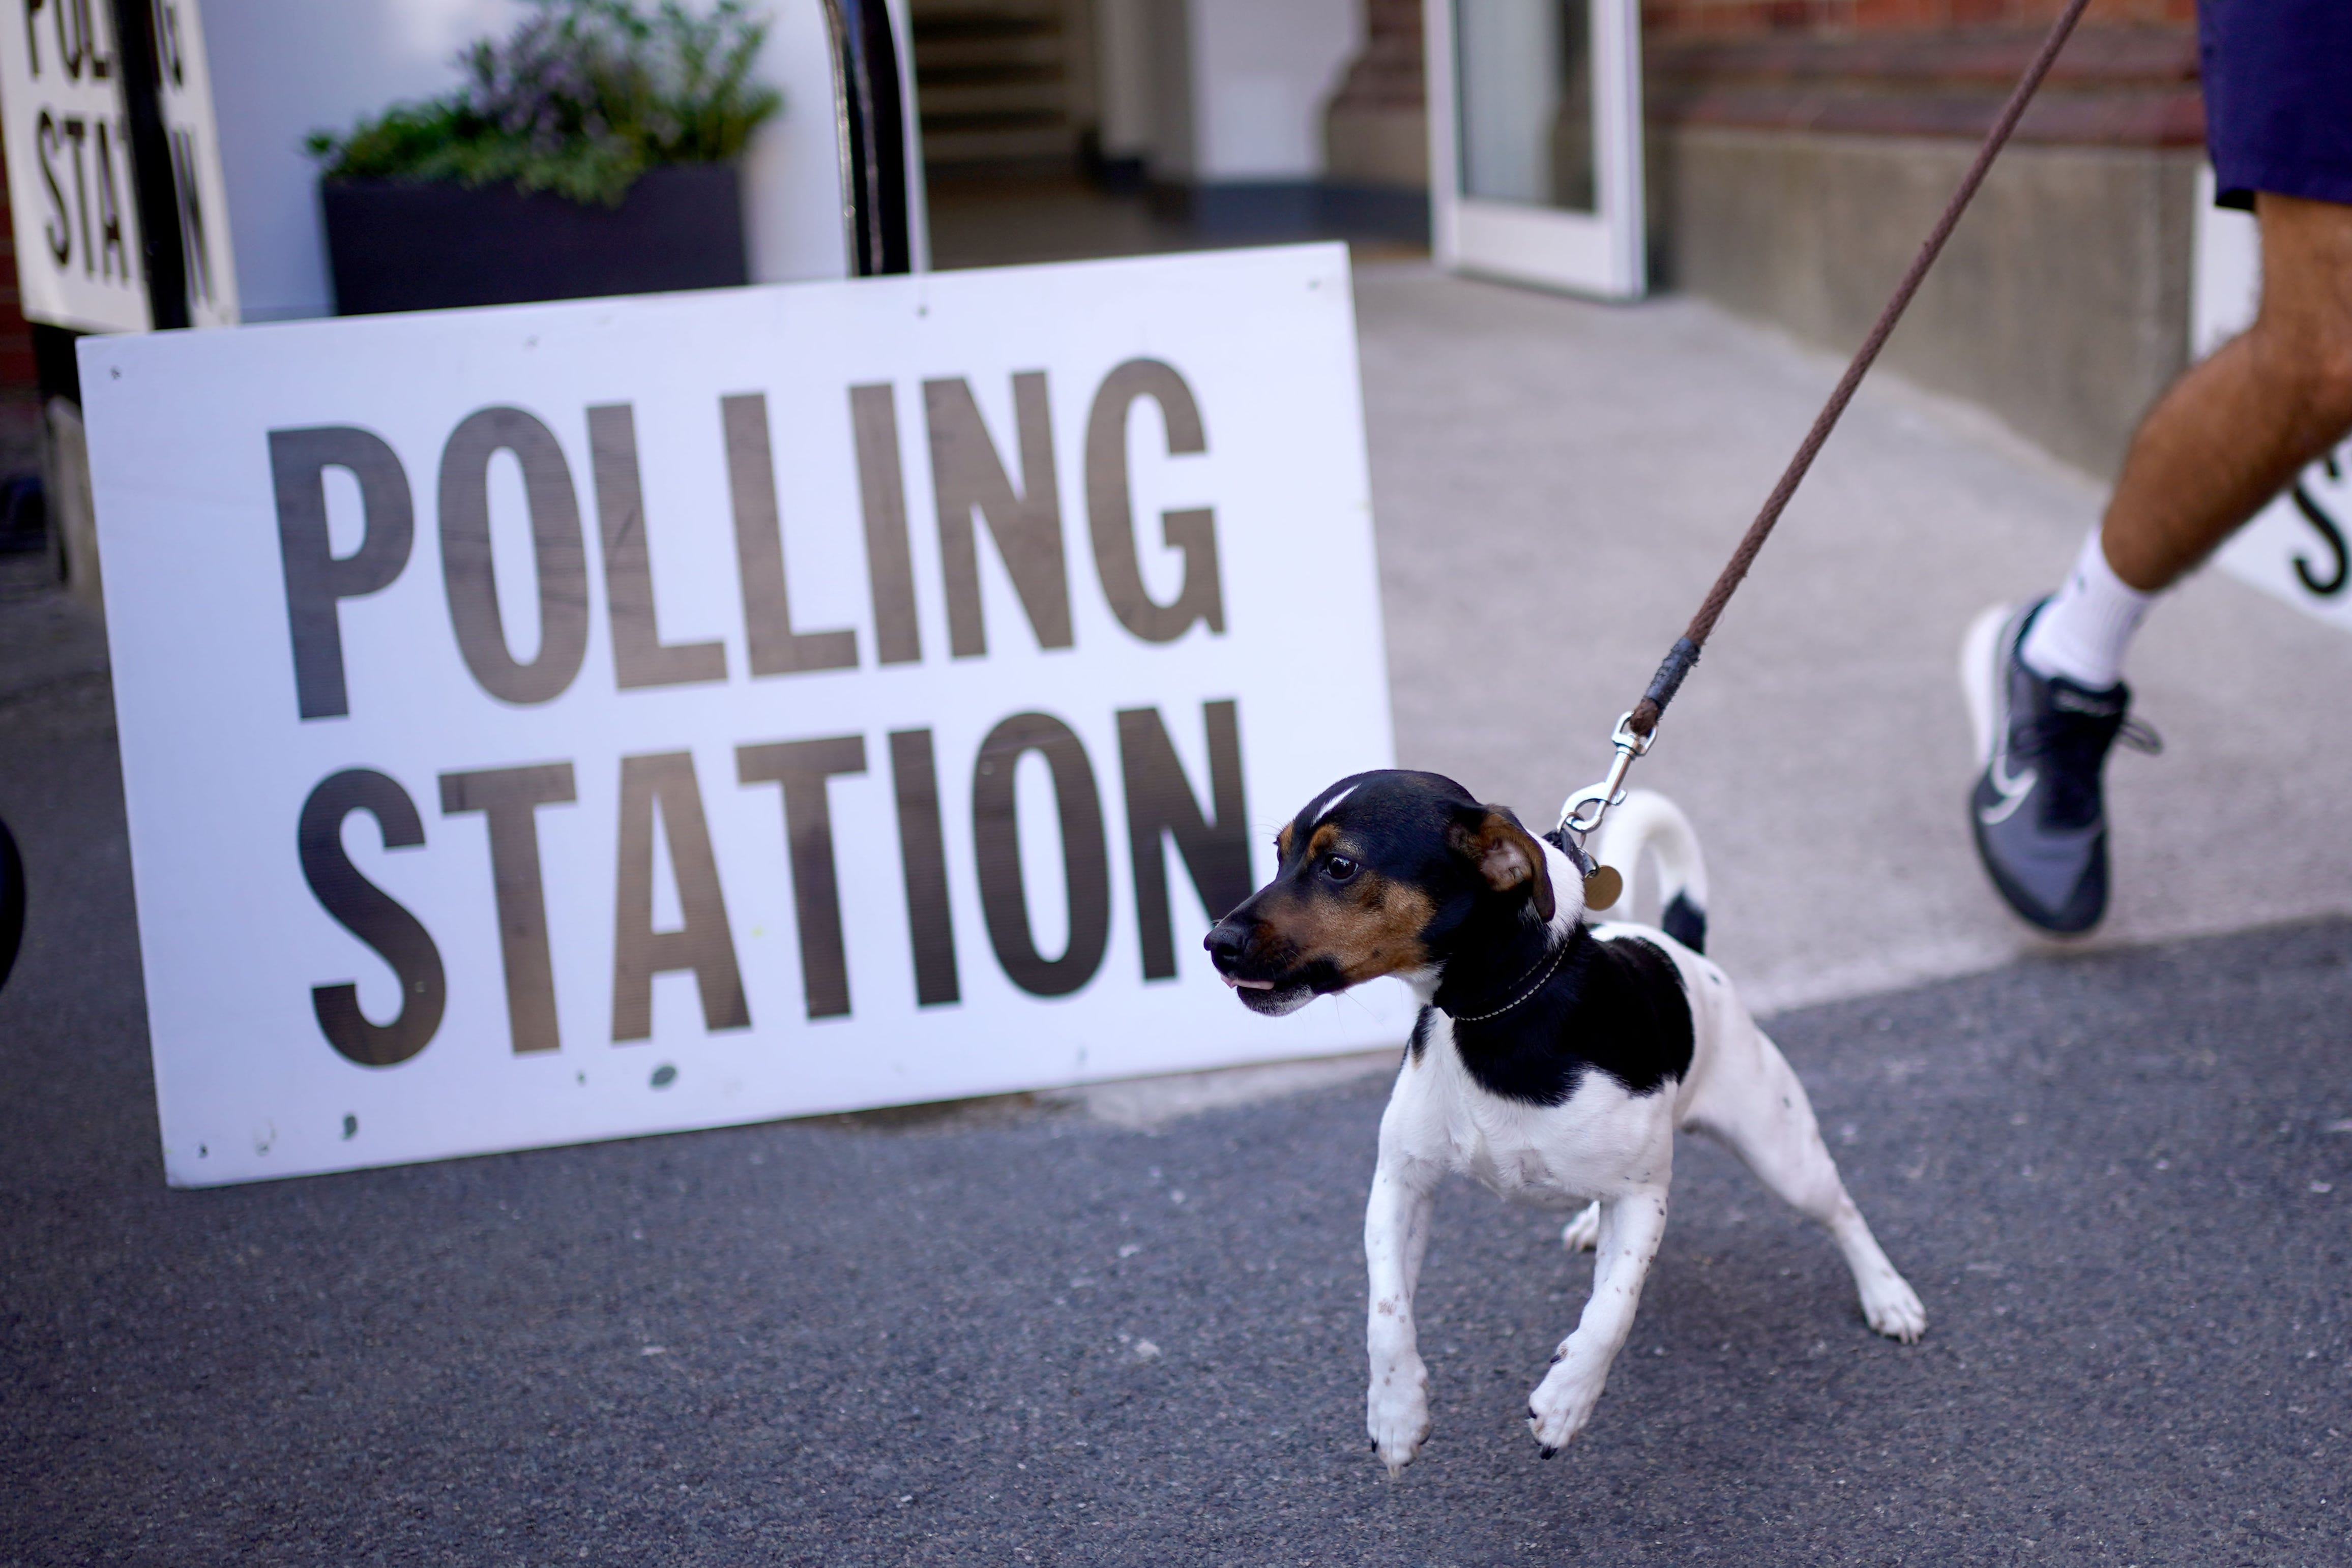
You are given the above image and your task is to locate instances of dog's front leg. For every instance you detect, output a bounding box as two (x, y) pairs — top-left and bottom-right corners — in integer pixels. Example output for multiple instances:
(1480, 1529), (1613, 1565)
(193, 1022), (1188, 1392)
(1525, 1187), (1668, 1456)
(1363, 1153), (1438, 1476)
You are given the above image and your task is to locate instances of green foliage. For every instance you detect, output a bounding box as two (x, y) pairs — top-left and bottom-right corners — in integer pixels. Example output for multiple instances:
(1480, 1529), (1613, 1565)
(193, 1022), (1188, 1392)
(307, 1), (781, 206)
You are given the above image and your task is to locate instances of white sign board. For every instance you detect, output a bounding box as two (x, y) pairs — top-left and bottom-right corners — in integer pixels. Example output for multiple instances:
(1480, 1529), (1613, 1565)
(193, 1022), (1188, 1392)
(150, 0), (239, 327)
(2193, 167), (2350, 631)
(0, 0), (145, 331)
(84, 245), (1406, 1188)
(0, 0), (237, 333)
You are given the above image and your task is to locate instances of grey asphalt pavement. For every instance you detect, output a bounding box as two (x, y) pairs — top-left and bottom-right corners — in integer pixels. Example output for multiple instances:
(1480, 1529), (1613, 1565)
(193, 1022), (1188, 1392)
(4, 559), (2349, 1563)
(7, 267), (2352, 1565)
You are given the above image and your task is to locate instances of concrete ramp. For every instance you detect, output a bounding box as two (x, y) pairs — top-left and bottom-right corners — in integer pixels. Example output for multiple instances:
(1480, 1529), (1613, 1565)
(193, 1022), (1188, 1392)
(1358, 264), (2352, 1014)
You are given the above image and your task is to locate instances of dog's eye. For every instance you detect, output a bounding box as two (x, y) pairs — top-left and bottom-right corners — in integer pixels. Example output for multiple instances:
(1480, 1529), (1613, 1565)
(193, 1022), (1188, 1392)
(1324, 855), (1359, 883)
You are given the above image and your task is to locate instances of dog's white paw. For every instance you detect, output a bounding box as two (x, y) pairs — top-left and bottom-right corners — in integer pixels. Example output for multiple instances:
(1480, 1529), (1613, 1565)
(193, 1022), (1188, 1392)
(1859, 1268), (1927, 1344)
(1524, 1354), (1605, 1457)
(1561, 1202), (1601, 1253)
(1366, 1356), (1432, 1477)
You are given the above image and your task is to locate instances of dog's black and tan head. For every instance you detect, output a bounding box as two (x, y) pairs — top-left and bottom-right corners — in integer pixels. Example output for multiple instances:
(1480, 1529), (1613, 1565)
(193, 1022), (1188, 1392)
(1203, 770), (1559, 1015)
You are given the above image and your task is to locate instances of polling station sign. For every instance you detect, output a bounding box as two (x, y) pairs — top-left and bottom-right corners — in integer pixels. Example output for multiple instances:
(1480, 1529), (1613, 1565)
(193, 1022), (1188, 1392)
(84, 244), (1405, 1188)
(149, 0), (238, 327)
(0, 0), (146, 332)
(0, 0), (238, 332)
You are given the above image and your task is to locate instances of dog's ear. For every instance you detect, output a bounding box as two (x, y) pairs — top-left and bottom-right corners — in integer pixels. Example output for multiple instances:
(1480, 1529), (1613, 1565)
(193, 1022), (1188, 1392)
(1449, 807), (1555, 922)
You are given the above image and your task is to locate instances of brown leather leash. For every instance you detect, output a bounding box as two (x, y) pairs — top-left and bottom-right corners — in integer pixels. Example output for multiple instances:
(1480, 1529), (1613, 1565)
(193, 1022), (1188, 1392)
(1559, 0), (2097, 881)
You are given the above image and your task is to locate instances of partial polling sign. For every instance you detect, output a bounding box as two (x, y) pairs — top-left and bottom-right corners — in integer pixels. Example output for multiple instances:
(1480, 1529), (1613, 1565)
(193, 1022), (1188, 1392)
(0, 0), (238, 332)
(84, 245), (1402, 1188)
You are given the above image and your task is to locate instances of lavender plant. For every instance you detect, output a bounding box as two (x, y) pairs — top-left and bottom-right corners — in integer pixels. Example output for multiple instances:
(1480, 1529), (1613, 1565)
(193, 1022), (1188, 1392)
(308, 1), (780, 206)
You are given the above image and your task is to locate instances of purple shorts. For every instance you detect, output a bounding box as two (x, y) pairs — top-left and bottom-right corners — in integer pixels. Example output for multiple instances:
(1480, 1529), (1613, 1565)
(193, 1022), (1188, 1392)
(2199, 0), (2352, 211)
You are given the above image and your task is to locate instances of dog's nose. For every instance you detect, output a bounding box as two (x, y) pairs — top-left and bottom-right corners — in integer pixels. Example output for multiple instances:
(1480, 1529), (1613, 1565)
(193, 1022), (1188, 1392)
(1202, 920), (1247, 973)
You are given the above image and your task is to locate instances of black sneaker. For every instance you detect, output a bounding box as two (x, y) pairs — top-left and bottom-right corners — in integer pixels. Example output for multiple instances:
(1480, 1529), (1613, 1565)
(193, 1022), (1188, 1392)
(1960, 600), (2160, 934)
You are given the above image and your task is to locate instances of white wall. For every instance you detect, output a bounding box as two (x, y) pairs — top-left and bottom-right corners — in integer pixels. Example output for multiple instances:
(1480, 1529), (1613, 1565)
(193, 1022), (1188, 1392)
(199, 0), (882, 321)
(1186, 0), (1359, 183)
(1094, 0), (1154, 161)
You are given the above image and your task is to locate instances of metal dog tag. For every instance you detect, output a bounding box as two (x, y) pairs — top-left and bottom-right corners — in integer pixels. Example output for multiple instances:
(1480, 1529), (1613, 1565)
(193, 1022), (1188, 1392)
(1583, 865), (1623, 911)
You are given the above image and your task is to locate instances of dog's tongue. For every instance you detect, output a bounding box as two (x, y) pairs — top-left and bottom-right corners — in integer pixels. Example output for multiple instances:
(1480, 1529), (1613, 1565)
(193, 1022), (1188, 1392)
(1221, 974), (1275, 991)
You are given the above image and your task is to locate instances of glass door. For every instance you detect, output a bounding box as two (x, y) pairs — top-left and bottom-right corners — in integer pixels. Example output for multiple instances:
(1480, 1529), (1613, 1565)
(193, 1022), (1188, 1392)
(1426, 0), (1645, 299)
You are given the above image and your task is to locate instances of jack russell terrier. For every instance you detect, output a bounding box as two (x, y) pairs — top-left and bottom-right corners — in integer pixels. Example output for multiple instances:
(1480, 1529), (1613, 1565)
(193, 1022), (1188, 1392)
(1203, 771), (1924, 1474)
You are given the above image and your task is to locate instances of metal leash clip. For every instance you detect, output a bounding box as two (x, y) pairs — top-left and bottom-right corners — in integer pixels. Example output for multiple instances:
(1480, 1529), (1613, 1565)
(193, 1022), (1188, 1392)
(1553, 712), (1655, 912)
(1555, 711), (1655, 842)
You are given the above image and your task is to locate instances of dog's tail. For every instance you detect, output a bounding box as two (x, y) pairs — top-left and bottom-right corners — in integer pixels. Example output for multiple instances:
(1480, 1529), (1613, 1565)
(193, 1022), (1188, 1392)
(1590, 790), (1710, 953)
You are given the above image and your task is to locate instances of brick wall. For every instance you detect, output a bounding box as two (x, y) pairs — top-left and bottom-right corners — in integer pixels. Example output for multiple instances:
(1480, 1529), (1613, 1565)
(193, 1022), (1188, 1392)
(1642, 1), (2195, 38)
(1329, 0), (1427, 114)
(1644, 1), (2204, 150)
(1325, 1), (2203, 136)
(0, 132), (37, 405)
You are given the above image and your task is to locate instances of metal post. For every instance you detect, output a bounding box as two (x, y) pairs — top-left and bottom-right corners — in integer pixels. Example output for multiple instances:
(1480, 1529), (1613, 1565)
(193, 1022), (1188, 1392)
(818, 0), (914, 277)
(110, 0), (190, 329)
(0, 814), (22, 996)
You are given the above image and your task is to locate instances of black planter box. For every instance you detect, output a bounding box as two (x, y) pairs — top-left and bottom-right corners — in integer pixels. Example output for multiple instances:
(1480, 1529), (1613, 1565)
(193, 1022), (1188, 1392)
(321, 162), (749, 316)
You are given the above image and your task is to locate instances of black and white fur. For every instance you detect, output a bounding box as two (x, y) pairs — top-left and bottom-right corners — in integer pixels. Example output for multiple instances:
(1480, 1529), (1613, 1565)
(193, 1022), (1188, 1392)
(1202, 771), (1924, 1474)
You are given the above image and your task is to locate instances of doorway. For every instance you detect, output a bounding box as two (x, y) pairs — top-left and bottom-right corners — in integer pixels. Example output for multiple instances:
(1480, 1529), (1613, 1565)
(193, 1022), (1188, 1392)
(1425, 0), (1645, 298)
(909, 0), (1159, 269)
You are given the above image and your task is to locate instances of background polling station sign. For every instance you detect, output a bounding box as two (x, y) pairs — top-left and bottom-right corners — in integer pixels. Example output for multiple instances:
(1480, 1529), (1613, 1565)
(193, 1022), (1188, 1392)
(83, 244), (1404, 1188)
(0, 0), (238, 332)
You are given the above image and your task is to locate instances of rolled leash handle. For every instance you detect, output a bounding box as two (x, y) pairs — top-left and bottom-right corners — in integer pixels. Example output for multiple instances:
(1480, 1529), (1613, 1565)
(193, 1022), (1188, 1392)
(1626, 637), (1700, 741)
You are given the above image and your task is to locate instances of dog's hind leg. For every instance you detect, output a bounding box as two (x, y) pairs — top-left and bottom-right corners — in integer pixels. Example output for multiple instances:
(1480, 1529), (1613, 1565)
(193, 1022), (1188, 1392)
(1684, 1022), (1927, 1343)
(1561, 1201), (1601, 1253)
(1526, 1186), (1669, 1455)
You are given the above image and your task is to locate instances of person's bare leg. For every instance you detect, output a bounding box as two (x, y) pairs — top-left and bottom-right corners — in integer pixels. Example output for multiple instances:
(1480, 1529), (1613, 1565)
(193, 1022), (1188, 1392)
(1969, 194), (2352, 933)
(2101, 193), (2352, 592)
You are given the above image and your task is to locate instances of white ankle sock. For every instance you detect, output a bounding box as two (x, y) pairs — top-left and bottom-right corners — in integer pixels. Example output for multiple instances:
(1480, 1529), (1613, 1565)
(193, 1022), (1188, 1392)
(2018, 528), (2153, 690)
